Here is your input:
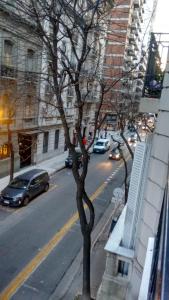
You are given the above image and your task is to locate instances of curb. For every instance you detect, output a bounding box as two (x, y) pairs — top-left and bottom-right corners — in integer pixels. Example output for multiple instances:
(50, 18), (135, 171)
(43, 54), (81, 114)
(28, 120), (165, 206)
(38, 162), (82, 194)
(50, 165), (66, 176)
(50, 201), (120, 300)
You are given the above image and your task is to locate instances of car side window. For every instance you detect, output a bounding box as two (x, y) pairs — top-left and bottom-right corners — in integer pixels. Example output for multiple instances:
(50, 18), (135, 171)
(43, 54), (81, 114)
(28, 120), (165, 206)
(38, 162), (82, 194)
(30, 177), (40, 186)
(38, 174), (45, 182)
(30, 179), (36, 185)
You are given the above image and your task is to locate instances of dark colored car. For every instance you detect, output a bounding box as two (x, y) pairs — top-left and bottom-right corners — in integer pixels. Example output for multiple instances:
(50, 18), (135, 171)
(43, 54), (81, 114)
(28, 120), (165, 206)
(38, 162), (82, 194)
(0, 169), (49, 207)
(65, 149), (90, 168)
(65, 152), (82, 168)
(109, 148), (122, 160)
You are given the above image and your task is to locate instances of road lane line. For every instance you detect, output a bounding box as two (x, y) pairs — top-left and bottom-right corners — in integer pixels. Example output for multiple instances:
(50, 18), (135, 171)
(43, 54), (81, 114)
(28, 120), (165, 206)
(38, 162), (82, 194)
(0, 182), (106, 300)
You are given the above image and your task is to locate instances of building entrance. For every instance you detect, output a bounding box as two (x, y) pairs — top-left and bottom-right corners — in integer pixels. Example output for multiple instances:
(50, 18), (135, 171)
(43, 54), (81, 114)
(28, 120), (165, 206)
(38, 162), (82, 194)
(18, 134), (32, 168)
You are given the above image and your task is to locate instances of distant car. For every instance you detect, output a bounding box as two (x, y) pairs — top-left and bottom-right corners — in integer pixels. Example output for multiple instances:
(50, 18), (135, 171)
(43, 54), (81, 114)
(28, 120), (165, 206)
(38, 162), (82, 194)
(65, 152), (82, 168)
(93, 138), (110, 153)
(128, 133), (137, 143)
(65, 148), (90, 168)
(142, 124), (147, 130)
(109, 148), (122, 160)
(0, 169), (49, 207)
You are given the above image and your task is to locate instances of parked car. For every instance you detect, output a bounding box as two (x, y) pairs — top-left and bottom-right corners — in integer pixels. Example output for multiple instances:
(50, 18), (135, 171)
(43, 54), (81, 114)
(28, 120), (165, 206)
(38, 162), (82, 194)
(93, 138), (110, 153)
(65, 151), (82, 168)
(65, 149), (90, 168)
(109, 148), (122, 160)
(0, 169), (50, 207)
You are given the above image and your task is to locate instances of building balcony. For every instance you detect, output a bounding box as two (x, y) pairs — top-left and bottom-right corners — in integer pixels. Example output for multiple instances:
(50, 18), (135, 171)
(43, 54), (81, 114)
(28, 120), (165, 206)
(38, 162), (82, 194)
(130, 21), (137, 31)
(22, 116), (38, 128)
(124, 55), (133, 64)
(0, 64), (17, 79)
(133, 0), (140, 7)
(139, 10), (143, 23)
(134, 42), (139, 51)
(133, 10), (139, 20)
(25, 71), (38, 83)
(127, 44), (135, 53)
(129, 33), (135, 41)
(137, 78), (144, 86)
(127, 46), (137, 59)
(132, 23), (139, 39)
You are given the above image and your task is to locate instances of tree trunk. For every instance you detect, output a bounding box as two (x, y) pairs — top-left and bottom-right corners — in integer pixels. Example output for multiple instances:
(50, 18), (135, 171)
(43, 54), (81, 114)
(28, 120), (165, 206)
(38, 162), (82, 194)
(122, 156), (128, 204)
(82, 231), (91, 300)
(10, 144), (14, 182)
(7, 123), (14, 182)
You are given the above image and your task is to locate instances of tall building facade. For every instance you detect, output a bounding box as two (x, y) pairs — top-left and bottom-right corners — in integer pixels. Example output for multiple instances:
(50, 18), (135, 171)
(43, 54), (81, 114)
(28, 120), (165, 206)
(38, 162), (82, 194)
(0, 1), (102, 177)
(0, 2), (42, 177)
(102, 0), (154, 118)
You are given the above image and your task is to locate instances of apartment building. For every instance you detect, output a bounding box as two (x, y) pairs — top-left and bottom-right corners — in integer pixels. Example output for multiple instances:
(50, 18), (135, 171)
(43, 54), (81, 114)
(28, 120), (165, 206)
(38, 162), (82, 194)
(0, 1), (102, 177)
(102, 0), (154, 119)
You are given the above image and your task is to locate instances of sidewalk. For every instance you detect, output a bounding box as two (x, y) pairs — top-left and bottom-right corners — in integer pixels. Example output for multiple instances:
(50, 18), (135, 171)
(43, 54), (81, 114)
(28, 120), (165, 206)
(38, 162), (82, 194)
(0, 151), (68, 192)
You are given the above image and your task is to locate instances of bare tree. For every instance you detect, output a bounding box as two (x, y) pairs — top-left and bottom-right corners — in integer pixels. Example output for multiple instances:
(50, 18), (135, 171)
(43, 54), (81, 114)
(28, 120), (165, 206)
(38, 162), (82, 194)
(2, 0), (149, 298)
(9, 1), (115, 299)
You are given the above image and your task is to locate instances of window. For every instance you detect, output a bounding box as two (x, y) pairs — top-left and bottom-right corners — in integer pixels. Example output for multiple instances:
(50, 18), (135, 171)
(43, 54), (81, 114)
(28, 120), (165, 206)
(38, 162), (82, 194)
(27, 49), (35, 72)
(54, 130), (59, 149)
(4, 40), (13, 66)
(25, 49), (37, 82)
(118, 260), (129, 277)
(43, 132), (49, 153)
(30, 178), (39, 186)
(25, 95), (33, 117)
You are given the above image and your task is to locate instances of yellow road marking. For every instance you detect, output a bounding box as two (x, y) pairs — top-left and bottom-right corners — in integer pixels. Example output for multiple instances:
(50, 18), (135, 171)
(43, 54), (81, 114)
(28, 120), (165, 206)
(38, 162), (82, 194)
(0, 182), (106, 300)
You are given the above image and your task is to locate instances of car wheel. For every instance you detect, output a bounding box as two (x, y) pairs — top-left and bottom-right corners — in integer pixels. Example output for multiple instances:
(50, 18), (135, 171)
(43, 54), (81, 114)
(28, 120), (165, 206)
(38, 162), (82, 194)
(23, 196), (29, 206)
(44, 183), (49, 192)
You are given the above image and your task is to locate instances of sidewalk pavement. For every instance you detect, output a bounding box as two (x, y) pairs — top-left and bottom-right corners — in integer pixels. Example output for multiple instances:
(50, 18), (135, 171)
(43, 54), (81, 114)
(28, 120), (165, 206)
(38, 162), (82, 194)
(50, 201), (124, 300)
(0, 151), (68, 192)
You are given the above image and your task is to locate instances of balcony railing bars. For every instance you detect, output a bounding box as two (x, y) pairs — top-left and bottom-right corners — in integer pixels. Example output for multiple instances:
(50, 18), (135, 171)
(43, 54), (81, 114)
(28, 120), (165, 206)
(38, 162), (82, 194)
(148, 181), (169, 299)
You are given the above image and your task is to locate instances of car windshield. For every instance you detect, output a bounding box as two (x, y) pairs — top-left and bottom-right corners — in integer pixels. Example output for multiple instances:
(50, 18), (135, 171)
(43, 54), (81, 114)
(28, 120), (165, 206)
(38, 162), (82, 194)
(9, 179), (29, 189)
(96, 142), (104, 146)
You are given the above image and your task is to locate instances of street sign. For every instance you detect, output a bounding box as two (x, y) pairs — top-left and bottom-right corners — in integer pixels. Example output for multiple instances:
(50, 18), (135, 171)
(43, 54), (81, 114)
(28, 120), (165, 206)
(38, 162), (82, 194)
(0, 144), (10, 159)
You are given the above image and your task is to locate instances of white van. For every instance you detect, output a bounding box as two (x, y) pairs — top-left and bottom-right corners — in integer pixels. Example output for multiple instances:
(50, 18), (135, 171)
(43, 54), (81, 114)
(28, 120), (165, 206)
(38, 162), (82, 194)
(93, 138), (110, 153)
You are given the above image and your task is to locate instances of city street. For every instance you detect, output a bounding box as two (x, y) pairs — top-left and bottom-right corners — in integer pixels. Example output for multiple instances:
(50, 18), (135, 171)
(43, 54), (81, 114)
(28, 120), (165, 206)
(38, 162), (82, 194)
(0, 150), (132, 300)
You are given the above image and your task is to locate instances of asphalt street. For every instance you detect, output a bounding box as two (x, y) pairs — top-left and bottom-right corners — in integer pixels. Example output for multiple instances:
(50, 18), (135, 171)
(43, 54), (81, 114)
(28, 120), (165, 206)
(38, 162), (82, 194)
(0, 149), (132, 300)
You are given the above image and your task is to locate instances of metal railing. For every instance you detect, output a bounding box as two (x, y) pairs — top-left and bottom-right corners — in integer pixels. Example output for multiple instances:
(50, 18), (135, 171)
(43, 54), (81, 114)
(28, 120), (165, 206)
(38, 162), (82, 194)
(148, 181), (169, 299)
